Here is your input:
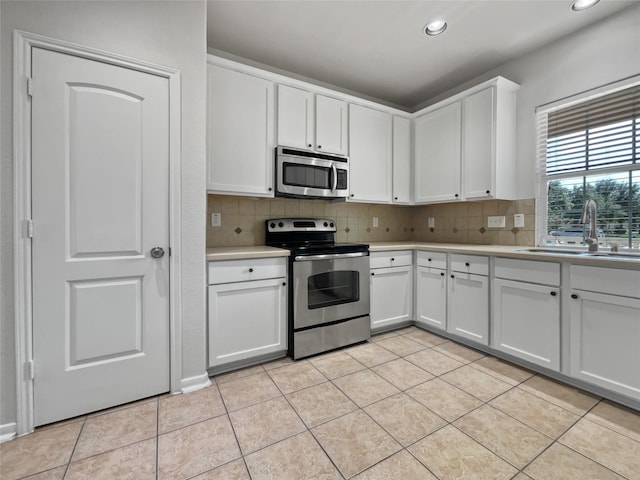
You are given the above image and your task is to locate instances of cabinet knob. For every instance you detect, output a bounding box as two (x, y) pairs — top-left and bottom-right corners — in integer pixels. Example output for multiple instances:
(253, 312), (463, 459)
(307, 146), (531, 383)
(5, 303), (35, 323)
(268, 187), (273, 192)
(486, 190), (490, 195)
(571, 293), (579, 299)
(450, 274), (455, 279)
(317, 145), (322, 149)
(391, 258), (395, 262)
(427, 258), (432, 262)
(282, 282), (286, 286)
(350, 194), (354, 197)
(394, 196), (398, 200)
(454, 194), (459, 198)
(249, 268), (254, 273)
(308, 144), (312, 148)
(440, 272), (445, 276)
(465, 262), (470, 267)
(550, 291), (557, 296)
(371, 272), (375, 276)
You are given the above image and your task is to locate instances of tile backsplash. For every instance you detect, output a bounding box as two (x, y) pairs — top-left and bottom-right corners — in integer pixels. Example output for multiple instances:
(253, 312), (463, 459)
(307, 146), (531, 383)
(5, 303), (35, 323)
(206, 195), (535, 248)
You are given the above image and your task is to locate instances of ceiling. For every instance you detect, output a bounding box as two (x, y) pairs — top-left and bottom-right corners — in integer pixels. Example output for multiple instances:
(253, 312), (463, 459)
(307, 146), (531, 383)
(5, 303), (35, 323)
(207, 0), (638, 110)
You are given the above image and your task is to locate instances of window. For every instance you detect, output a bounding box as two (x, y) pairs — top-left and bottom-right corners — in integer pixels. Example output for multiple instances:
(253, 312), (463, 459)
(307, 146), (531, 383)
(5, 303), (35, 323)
(536, 80), (640, 249)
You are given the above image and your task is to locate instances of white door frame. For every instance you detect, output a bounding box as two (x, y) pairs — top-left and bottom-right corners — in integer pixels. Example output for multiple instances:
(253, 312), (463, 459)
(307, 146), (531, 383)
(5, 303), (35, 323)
(13, 30), (183, 435)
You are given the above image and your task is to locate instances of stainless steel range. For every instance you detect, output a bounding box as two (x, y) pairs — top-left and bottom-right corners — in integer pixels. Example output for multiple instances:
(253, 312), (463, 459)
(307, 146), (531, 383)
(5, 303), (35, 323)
(265, 218), (370, 359)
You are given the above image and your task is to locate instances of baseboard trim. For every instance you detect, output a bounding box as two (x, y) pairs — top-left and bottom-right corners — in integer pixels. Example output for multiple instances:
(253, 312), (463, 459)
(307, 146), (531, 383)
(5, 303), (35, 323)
(0, 423), (17, 443)
(180, 373), (211, 394)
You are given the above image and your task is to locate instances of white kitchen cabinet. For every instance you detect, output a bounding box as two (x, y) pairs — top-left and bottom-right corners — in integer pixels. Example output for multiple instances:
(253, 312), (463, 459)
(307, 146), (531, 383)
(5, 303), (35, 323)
(207, 64), (275, 196)
(207, 257), (287, 371)
(392, 116), (412, 204)
(277, 84), (348, 155)
(414, 102), (462, 203)
(348, 104), (392, 203)
(370, 252), (413, 332)
(447, 255), (489, 345)
(414, 77), (519, 204)
(569, 266), (640, 401)
(415, 251), (448, 330)
(492, 258), (561, 370)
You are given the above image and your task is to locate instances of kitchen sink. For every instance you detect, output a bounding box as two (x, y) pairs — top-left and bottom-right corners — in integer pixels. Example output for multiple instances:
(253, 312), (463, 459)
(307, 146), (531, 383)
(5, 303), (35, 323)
(518, 248), (640, 259)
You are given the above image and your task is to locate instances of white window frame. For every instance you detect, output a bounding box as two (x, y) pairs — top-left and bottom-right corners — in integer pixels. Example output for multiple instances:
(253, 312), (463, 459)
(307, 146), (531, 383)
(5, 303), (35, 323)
(535, 75), (640, 247)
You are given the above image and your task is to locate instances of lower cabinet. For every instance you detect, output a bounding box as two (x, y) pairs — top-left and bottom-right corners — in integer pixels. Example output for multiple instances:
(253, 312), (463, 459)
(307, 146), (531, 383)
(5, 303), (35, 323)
(370, 251), (413, 332)
(447, 255), (489, 345)
(492, 258), (561, 370)
(569, 266), (640, 401)
(415, 251), (448, 330)
(493, 278), (560, 370)
(207, 258), (287, 370)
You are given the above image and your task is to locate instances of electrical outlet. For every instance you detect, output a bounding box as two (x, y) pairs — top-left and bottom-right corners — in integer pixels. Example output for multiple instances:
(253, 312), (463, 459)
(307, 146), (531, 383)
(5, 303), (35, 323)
(211, 213), (221, 227)
(428, 217), (435, 228)
(514, 213), (525, 228)
(372, 216), (379, 228)
(487, 215), (506, 228)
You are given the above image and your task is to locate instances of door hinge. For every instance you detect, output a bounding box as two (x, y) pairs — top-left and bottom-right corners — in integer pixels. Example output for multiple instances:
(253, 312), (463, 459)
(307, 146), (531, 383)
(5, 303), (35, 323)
(27, 77), (33, 97)
(168, 247), (172, 257)
(26, 219), (33, 238)
(25, 360), (35, 381)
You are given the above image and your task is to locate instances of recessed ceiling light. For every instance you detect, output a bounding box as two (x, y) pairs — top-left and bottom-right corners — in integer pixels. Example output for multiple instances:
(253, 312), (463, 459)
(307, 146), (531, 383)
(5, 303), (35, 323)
(571, 0), (600, 11)
(424, 19), (447, 36)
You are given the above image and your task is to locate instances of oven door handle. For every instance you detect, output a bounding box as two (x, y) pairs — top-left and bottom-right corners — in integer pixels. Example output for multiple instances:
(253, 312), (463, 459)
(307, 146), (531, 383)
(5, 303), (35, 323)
(294, 252), (369, 261)
(331, 164), (337, 193)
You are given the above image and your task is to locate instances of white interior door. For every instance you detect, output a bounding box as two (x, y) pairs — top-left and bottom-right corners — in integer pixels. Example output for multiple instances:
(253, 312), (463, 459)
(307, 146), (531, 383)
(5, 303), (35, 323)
(31, 47), (170, 426)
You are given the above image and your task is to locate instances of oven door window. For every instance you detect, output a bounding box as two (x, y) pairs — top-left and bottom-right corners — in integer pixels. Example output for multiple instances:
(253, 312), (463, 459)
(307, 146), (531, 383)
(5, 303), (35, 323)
(283, 162), (332, 189)
(307, 270), (360, 309)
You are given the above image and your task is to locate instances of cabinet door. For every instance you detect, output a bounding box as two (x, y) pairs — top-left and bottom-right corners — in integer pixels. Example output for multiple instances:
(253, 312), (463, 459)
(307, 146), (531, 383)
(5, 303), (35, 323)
(277, 84), (314, 150)
(208, 278), (287, 369)
(315, 95), (348, 155)
(392, 116), (412, 204)
(462, 87), (495, 200)
(348, 104), (392, 203)
(370, 266), (413, 332)
(493, 278), (560, 370)
(570, 290), (640, 400)
(448, 273), (489, 344)
(414, 102), (461, 203)
(416, 267), (447, 330)
(207, 65), (274, 196)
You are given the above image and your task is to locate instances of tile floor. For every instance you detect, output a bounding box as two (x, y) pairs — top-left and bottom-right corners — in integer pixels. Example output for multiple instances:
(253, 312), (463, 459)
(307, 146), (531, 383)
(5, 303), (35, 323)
(2, 326), (639, 480)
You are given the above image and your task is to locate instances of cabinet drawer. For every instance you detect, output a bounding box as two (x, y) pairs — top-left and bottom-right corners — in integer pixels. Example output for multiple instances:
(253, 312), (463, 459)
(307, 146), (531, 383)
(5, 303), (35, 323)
(208, 257), (287, 285)
(495, 258), (560, 286)
(416, 251), (447, 269)
(450, 254), (489, 276)
(370, 251), (413, 269)
(571, 265), (640, 298)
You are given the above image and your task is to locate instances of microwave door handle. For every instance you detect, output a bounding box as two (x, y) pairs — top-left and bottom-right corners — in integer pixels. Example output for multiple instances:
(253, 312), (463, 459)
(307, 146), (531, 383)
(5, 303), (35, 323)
(331, 164), (337, 192)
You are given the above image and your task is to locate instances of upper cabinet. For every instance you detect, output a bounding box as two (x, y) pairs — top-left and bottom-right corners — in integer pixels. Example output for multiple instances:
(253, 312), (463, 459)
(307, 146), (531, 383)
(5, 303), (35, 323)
(414, 77), (519, 204)
(277, 84), (348, 155)
(392, 116), (412, 204)
(207, 63), (275, 197)
(348, 104), (392, 203)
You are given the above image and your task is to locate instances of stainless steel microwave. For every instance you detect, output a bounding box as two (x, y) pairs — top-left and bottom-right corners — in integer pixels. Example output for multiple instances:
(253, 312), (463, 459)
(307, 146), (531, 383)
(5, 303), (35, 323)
(275, 146), (349, 199)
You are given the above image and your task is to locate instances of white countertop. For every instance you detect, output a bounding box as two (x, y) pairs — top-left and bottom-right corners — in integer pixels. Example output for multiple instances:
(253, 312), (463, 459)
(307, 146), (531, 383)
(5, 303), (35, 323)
(206, 242), (639, 269)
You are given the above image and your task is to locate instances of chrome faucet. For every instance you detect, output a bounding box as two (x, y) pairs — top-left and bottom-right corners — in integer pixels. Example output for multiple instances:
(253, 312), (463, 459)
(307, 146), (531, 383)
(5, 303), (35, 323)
(580, 199), (599, 252)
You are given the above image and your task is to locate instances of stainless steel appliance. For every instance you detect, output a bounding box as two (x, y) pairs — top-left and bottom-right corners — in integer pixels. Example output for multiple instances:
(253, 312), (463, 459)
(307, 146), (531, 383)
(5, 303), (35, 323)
(275, 146), (349, 199)
(265, 218), (370, 359)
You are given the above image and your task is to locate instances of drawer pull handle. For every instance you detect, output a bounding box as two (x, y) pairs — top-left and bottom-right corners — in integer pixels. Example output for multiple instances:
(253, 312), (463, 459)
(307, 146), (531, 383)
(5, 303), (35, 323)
(550, 291), (557, 296)
(571, 293), (579, 299)
(465, 262), (470, 267)
(440, 272), (445, 276)
(428, 258), (432, 262)
(249, 268), (254, 273)
(391, 258), (395, 262)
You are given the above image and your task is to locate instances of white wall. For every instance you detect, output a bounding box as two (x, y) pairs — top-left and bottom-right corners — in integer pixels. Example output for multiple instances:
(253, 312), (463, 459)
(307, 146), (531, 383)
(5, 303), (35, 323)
(0, 1), (207, 429)
(417, 3), (640, 199)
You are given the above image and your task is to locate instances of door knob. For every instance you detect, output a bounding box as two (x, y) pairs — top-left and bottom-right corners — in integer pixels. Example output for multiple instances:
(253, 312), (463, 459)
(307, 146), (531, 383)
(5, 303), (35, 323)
(150, 247), (165, 258)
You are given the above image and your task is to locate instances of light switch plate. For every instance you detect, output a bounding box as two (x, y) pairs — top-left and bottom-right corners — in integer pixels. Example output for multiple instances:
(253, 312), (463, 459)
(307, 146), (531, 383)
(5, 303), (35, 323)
(428, 217), (435, 228)
(372, 216), (379, 228)
(514, 213), (525, 228)
(488, 215), (506, 228)
(211, 212), (221, 227)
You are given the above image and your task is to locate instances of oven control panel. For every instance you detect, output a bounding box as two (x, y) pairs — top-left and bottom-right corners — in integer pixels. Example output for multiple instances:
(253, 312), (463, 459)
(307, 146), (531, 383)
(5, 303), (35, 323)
(266, 218), (336, 233)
